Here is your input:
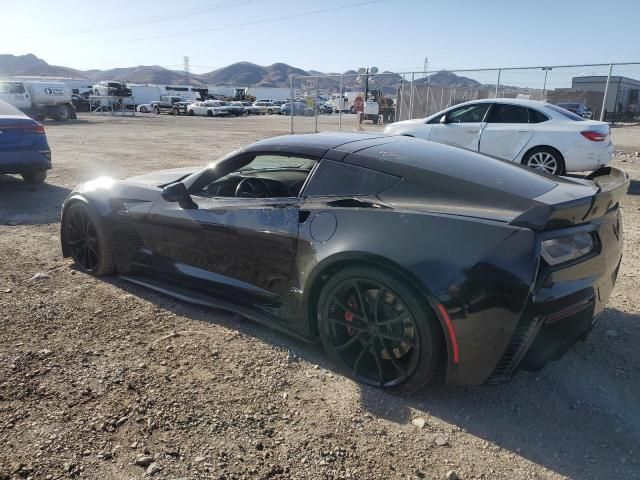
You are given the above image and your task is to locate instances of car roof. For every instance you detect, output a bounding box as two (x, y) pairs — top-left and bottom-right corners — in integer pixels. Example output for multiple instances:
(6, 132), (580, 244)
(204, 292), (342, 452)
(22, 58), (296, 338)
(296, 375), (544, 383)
(456, 98), (551, 108)
(244, 133), (558, 197)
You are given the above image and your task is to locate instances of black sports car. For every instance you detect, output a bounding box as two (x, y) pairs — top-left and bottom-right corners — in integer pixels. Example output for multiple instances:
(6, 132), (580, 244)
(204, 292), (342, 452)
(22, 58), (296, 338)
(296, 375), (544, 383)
(60, 133), (629, 393)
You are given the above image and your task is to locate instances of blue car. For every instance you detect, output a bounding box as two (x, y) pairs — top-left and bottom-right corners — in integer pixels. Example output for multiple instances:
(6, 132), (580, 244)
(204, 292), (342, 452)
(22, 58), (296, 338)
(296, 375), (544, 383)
(0, 100), (51, 184)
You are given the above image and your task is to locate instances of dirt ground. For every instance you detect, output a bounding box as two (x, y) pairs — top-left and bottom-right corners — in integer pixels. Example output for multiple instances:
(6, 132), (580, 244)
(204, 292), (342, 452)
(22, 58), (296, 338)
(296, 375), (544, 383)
(1, 113), (639, 480)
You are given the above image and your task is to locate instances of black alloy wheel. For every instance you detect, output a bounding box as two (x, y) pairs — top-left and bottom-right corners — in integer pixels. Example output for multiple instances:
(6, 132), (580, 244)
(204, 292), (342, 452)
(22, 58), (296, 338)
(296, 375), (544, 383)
(318, 267), (442, 393)
(63, 203), (113, 275)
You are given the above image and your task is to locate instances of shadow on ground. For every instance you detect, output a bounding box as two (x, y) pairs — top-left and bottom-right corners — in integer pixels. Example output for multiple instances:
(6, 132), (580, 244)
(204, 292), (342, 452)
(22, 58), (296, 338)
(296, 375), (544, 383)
(91, 273), (640, 479)
(0, 174), (71, 225)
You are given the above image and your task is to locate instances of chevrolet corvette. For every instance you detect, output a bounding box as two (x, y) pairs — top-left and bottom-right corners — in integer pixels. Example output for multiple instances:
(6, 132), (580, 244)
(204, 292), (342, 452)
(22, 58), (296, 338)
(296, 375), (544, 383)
(60, 133), (629, 393)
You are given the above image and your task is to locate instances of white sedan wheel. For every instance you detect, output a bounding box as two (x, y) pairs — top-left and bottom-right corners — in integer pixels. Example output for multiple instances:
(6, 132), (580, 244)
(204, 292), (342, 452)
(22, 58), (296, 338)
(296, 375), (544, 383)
(526, 151), (558, 175)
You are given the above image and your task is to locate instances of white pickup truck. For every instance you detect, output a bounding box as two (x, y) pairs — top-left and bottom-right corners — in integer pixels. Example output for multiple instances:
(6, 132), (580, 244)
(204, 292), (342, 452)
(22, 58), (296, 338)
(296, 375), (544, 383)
(0, 81), (76, 121)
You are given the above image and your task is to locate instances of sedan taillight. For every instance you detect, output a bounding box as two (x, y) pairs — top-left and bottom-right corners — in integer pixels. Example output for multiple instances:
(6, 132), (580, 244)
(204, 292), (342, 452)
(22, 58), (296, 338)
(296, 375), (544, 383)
(581, 130), (608, 142)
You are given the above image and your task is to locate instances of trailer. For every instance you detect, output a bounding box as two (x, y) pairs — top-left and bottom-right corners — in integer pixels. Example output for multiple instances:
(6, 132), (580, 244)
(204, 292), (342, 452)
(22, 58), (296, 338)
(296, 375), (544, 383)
(122, 84), (166, 106)
(0, 81), (76, 121)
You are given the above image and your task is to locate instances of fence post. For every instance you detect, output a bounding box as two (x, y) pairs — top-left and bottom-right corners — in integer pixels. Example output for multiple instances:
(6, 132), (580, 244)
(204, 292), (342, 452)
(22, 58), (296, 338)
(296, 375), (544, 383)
(338, 74), (343, 131)
(314, 74), (318, 133)
(289, 74), (294, 134)
(409, 72), (415, 119)
(398, 78), (404, 121)
(495, 69), (501, 98)
(424, 71), (430, 117)
(394, 82), (400, 123)
(600, 64), (613, 122)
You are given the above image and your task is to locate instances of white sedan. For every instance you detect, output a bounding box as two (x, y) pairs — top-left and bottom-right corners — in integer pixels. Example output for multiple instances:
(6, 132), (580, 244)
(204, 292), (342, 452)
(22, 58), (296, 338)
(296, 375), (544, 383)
(383, 99), (613, 174)
(187, 101), (228, 117)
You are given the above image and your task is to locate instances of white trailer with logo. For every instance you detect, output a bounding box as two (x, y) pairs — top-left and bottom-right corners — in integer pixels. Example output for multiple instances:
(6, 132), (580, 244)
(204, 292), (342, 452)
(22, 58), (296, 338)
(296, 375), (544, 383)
(0, 81), (76, 120)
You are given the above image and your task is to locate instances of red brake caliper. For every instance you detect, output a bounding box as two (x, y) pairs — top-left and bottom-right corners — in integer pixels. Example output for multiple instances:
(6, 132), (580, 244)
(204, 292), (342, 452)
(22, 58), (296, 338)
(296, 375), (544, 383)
(344, 296), (357, 336)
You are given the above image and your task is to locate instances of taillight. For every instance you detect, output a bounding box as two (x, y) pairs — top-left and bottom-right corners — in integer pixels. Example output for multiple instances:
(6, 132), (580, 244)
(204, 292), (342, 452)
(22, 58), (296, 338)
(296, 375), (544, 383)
(581, 130), (607, 142)
(33, 124), (46, 134)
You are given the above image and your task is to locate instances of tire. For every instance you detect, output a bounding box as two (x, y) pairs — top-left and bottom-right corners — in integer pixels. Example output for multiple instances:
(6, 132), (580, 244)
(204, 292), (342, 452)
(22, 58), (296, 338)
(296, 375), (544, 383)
(62, 202), (114, 276)
(522, 146), (565, 175)
(54, 105), (71, 121)
(207, 110), (213, 117)
(154, 106), (160, 115)
(21, 170), (47, 184)
(140, 106), (148, 113)
(317, 266), (443, 394)
(188, 109), (194, 116)
(350, 106), (356, 114)
(268, 109), (273, 115)
(172, 107), (179, 116)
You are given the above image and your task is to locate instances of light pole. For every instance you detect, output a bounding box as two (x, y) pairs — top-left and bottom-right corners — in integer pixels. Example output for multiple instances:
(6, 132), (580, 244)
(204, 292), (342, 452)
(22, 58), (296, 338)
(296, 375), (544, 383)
(424, 57), (429, 116)
(358, 66), (378, 99)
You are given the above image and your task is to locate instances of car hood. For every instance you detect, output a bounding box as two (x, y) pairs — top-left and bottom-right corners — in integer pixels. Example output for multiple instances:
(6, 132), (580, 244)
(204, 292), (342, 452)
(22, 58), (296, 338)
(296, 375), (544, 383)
(384, 118), (425, 130)
(126, 167), (198, 187)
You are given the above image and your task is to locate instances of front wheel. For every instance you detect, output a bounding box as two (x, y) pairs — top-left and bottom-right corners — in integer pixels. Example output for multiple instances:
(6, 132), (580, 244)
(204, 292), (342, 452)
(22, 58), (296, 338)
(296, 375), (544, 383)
(317, 266), (442, 394)
(22, 170), (47, 184)
(522, 147), (565, 175)
(188, 109), (194, 116)
(62, 202), (114, 275)
(154, 106), (160, 114)
(172, 107), (180, 116)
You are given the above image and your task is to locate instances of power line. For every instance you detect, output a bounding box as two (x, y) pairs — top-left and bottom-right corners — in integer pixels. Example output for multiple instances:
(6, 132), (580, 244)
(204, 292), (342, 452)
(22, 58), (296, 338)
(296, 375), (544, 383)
(28, 0), (267, 38)
(65, 0), (385, 49)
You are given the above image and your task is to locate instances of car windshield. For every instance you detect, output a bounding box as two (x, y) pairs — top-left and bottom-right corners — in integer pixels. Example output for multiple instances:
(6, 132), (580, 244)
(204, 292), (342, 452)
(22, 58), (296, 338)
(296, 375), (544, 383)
(546, 104), (585, 121)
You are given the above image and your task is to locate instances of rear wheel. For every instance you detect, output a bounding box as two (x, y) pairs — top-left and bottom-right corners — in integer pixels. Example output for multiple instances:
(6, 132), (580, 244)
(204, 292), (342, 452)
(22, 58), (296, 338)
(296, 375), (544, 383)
(22, 170), (47, 184)
(522, 147), (565, 175)
(172, 107), (180, 116)
(63, 202), (114, 275)
(54, 105), (71, 121)
(188, 109), (194, 116)
(317, 266), (442, 394)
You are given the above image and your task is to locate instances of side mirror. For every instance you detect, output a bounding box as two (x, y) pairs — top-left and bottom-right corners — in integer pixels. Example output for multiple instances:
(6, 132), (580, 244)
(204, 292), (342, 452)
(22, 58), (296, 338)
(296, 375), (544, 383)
(162, 182), (197, 209)
(439, 114), (448, 124)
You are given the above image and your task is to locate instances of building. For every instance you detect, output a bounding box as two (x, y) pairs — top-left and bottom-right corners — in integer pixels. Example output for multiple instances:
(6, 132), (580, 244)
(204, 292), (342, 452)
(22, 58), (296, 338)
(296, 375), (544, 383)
(572, 75), (639, 115)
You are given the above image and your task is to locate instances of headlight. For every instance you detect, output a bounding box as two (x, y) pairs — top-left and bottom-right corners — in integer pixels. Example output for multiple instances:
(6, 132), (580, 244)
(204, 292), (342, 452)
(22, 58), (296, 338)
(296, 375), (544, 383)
(540, 233), (594, 265)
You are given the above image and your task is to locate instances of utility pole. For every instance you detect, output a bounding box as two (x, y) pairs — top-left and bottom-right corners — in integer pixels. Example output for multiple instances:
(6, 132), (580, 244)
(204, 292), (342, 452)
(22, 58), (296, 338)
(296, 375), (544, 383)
(183, 56), (190, 85)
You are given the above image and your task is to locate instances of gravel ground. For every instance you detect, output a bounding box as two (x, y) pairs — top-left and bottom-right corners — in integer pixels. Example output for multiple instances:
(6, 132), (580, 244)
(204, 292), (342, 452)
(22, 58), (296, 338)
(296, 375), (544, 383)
(1, 114), (639, 480)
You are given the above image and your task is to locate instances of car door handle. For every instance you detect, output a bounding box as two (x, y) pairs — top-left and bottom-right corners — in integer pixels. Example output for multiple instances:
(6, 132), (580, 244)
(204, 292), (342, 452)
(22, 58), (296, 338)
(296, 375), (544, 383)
(517, 130), (530, 133)
(466, 129), (479, 133)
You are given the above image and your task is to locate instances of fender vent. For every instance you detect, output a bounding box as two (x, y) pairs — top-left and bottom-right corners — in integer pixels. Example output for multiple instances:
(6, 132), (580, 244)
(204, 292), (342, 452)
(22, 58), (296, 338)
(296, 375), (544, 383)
(117, 217), (144, 248)
(488, 316), (543, 384)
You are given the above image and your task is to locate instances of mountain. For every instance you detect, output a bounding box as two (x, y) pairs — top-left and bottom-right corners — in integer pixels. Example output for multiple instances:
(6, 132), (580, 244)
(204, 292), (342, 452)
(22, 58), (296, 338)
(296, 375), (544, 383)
(413, 70), (482, 88)
(0, 54), (489, 91)
(198, 62), (307, 87)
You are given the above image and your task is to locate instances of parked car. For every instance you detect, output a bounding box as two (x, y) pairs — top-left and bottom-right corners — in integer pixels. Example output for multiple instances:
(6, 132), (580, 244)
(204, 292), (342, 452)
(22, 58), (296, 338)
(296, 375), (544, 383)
(240, 101), (262, 115)
(317, 102), (334, 114)
(151, 95), (190, 115)
(230, 102), (248, 115)
(59, 133), (628, 393)
(280, 102), (308, 116)
(383, 99), (613, 175)
(0, 100), (51, 184)
(136, 104), (153, 113)
(92, 81), (131, 97)
(218, 101), (244, 117)
(254, 101), (278, 115)
(187, 101), (228, 117)
(556, 102), (593, 119)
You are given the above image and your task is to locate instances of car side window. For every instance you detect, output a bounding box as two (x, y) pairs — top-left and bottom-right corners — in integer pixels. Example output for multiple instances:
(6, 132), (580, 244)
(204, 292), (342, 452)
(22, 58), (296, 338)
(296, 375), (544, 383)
(486, 104), (529, 123)
(445, 104), (491, 123)
(304, 159), (399, 197)
(528, 108), (549, 123)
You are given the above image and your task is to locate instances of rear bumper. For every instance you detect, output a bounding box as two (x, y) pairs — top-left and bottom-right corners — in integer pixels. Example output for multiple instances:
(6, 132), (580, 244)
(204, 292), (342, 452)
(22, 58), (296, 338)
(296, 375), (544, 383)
(489, 210), (623, 382)
(564, 140), (613, 172)
(0, 149), (52, 174)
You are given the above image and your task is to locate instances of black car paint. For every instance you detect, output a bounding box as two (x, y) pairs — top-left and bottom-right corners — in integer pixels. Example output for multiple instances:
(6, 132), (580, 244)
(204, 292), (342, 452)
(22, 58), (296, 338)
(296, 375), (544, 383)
(61, 133), (628, 386)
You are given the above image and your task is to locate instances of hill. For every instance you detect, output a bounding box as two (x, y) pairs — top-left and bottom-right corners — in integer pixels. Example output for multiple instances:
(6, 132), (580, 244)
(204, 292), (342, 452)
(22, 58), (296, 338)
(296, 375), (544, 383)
(0, 54), (490, 91)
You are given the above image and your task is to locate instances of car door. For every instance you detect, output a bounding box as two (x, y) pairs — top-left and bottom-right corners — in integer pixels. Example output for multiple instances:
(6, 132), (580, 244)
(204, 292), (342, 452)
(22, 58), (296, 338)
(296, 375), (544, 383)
(479, 104), (536, 160)
(0, 83), (32, 110)
(144, 156), (307, 305)
(429, 103), (491, 151)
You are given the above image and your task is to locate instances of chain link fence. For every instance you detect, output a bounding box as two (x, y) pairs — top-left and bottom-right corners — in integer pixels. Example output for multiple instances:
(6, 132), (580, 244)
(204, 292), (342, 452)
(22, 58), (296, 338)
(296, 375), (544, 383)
(288, 63), (640, 135)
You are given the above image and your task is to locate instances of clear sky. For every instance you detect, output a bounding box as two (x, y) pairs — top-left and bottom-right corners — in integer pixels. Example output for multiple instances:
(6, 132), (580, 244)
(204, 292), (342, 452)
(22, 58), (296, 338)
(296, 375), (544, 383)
(3, 0), (639, 74)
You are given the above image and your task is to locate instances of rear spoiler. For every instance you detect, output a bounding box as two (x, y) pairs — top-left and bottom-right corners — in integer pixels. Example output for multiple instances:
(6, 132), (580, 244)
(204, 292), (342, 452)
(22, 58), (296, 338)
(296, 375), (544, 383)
(510, 167), (630, 230)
